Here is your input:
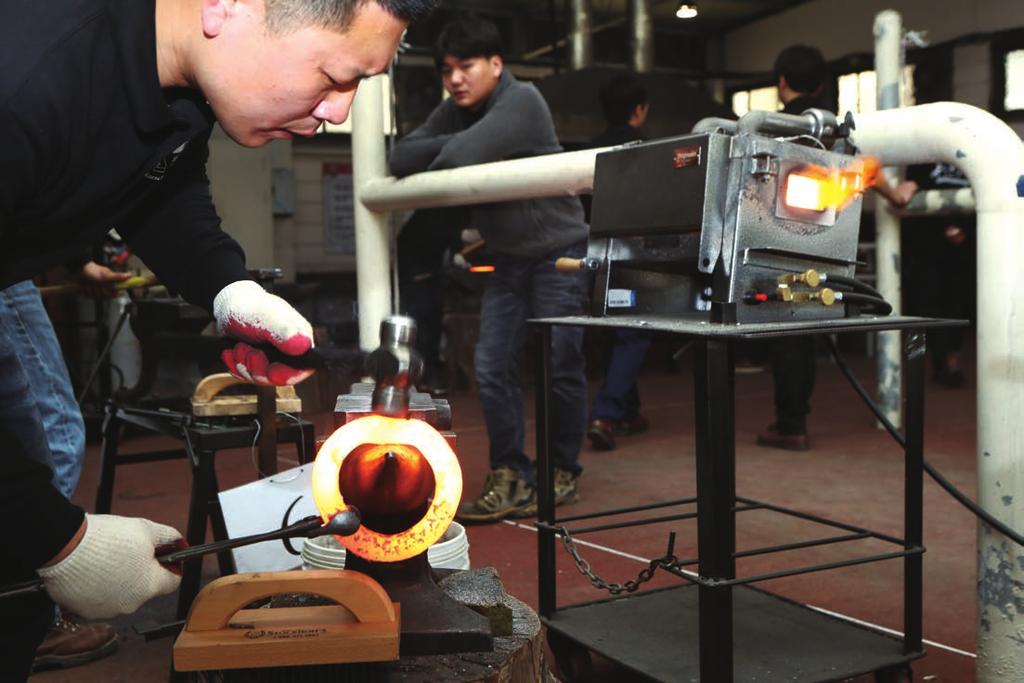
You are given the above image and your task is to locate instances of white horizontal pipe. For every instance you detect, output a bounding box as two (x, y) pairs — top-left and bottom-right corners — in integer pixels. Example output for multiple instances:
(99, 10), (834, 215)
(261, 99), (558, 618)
(850, 101), (1024, 683)
(359, 147), (615, 213)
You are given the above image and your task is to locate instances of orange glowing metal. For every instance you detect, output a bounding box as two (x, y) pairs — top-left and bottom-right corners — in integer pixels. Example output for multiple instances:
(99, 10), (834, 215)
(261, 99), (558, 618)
(312, 415), (462, 563)
(783, 156), (881, 213)
(469, 265), (496, 273)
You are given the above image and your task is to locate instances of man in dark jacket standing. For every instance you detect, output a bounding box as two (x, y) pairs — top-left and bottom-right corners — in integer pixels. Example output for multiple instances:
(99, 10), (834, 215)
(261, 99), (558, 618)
(390, 16), (588, 522)
(585, 73), (653, 451)
(0, 0), (435, 677)
(757, 45), (915, 451)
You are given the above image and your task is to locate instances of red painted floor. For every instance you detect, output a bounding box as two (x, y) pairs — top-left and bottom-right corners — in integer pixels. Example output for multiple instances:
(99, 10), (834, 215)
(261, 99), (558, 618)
(31, 345), (979, 682)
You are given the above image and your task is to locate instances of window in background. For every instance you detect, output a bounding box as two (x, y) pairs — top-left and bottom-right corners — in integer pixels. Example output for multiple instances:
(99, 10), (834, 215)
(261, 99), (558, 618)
(837, 65), (916, 114)
(732, 85), (780, 117)
(1004, 49), (1024, 112)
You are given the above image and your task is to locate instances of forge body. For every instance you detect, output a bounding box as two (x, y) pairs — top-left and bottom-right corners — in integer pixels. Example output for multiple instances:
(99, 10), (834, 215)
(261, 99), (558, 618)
(306, 318), (493, 655)
(587, 112), (872, 324)
(315, 382), (492, 655)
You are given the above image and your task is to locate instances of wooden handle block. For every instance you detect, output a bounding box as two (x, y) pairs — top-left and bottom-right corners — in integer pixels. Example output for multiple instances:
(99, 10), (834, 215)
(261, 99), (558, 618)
(174, 570), (400, 672)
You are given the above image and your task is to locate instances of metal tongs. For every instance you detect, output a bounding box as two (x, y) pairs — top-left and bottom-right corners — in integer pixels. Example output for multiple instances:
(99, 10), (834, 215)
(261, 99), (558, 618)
(0, 507), (361, 601)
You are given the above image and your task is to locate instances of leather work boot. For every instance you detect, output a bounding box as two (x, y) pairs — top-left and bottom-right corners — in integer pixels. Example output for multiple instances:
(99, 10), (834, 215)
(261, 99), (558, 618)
(756, 423), (810, 452)
(457, 467), (537, 523)
(587, 418), (616, 451)
(32, 615), (118, 672)
(614, 414), (649, 437)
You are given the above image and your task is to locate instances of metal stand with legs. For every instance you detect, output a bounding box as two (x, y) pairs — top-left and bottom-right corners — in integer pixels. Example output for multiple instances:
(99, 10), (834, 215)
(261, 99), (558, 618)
(535, 315), (958, 682)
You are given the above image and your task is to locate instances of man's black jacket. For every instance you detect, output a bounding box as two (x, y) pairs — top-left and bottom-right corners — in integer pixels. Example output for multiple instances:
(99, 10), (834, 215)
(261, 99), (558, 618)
(0, 0), (250, 581)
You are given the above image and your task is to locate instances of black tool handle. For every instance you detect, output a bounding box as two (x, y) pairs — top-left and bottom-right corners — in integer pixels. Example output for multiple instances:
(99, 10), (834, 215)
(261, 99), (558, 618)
(0, 509), (362, 601)
(157, 508), (361, 565)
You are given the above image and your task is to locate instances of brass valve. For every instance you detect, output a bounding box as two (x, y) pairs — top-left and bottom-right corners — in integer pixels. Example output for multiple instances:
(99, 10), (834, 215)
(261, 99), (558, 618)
(776, 283), (836, 306)
(777, 269), (821, 288)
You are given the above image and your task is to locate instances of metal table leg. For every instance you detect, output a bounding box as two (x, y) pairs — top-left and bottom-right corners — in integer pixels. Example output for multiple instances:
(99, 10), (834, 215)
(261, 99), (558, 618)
(693, 339), (736, 682)
(903, 330), (925, 653)
(536, 324), (557, 619)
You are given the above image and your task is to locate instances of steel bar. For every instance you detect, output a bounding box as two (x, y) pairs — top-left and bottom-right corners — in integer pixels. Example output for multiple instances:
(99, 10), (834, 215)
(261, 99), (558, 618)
(903, 330), (926, 654)
(693, 339), (736, 682)
(733, 532), (874, 559)
(552, 496), (698, 524)
(736, 497), (907, 547)
(536, 324), (557, 619)
(660, 549), (923, 588)
(550, 503), (763, 536)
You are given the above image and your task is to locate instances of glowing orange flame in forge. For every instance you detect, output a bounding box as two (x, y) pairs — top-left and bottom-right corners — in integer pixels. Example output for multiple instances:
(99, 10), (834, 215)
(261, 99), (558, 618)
(782, 156), (882, 213)
(312, 415), (462, 563)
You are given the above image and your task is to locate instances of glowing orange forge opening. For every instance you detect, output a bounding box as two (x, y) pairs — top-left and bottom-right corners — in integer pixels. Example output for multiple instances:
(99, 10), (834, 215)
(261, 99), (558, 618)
(312, 415), (462, 563)
(782, 156), (881, 213)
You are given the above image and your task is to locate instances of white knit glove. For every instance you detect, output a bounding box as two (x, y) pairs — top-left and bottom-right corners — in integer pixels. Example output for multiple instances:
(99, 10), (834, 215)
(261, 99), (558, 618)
(213, 280), (315, 386)
(37, 514), (183, 619)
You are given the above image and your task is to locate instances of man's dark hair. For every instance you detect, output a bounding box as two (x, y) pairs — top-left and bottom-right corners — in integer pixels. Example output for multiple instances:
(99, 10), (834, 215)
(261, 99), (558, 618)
(264, 0), (439, 35)
(599, 73), (648, 127)
(773, 45), (827, 95)
(434, 16), (504, 68)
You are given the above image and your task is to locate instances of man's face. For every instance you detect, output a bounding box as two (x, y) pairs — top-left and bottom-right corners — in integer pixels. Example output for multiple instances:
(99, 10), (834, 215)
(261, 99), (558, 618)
(198, 0), (406, 147)
(440, 54), (502, 111)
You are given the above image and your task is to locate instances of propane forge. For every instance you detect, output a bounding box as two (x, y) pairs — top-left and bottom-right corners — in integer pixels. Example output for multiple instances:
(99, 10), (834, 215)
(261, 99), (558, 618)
(570, 109), (889, 325)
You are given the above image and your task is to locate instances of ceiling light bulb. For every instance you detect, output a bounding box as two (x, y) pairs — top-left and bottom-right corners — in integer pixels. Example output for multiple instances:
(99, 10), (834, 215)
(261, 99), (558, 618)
(676, 3), (698, 19)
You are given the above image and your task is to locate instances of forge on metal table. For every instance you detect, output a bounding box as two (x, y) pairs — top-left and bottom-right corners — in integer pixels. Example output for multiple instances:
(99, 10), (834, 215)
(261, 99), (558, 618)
(531, 314), (962, 682)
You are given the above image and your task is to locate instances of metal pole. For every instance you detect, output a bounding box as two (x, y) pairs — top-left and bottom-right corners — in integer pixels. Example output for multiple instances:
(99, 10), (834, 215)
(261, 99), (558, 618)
(351, 75), (393, 350)
(536, 324), (557, 618)
(569, 0), (593, 71)
(902, 330), (925, 655)
(693, 339), (736, 681)
(848, 101), (1024, 683)
(629, 0), (654, 73)
(873, 9), (904, 428)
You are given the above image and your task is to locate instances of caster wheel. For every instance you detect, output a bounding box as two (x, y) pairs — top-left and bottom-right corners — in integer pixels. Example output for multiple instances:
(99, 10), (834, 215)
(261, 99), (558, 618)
(547, 629), (593, 682)
(875, 664), (913, 683)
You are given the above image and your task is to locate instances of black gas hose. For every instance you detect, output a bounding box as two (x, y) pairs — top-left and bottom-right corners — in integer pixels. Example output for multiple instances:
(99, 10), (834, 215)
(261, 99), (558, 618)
(825, 335), (1024, 547)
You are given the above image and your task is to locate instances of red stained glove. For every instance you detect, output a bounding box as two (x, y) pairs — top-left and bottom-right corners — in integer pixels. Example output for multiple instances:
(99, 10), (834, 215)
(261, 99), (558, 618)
(213, 281), (315, 386)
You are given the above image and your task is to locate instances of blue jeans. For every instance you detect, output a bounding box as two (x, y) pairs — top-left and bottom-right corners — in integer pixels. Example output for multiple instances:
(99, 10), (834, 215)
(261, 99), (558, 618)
(0, 281), (85, 498)
(590, 329), (651, 422)
(474, 242), (587, 481)
(0, 289), (65, 674)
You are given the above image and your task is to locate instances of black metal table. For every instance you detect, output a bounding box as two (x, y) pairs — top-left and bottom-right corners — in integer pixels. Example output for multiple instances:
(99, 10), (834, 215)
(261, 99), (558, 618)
(532, 315), (961, 682)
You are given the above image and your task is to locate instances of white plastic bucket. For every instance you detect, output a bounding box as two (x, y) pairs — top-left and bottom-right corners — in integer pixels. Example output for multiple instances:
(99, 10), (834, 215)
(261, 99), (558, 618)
(302, 521), (470, 571)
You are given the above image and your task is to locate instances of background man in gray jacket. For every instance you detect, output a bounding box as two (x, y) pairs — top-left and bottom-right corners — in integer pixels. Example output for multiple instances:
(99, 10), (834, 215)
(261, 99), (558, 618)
(390, 15), (588, 523)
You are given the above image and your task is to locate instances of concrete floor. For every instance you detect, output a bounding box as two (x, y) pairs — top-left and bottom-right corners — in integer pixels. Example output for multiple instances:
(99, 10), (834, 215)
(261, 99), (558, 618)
(31, 343), (980, 682)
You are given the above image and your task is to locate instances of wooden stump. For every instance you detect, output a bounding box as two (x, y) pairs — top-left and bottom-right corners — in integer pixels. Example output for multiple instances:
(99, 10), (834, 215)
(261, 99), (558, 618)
(377, 592), (555, 682)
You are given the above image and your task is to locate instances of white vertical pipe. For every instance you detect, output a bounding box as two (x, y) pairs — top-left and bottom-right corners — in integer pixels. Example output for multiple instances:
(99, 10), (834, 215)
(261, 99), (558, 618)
(351, 75), (393, 350)
(629, 0), (654, 73)
(569, 0), (593, 71)
(873, 9), (904, 428)
(849, 102), (1024, 683)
